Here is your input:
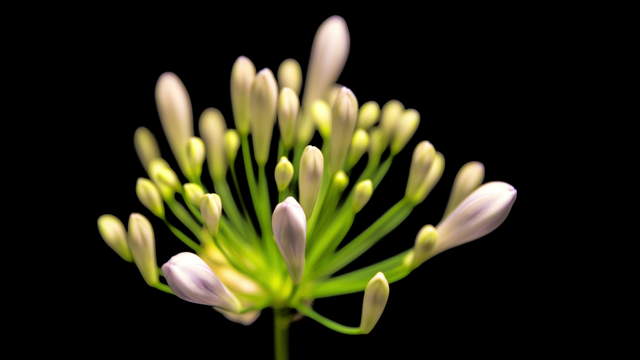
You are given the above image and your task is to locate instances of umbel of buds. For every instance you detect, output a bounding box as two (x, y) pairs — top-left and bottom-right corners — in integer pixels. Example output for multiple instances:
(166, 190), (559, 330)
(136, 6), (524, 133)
(97, 15), (517, 360)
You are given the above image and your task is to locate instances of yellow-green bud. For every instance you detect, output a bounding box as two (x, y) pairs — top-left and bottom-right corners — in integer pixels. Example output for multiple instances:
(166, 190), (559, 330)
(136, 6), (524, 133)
(199, 108), (228, 181)
(358, 101), (380, 129)
(134, 127), (160, 172)
(333, 170), (349, 193)
(368, 127), (388, 163)
(360, 272), (389, 334)
(249, 68), (278, 166)
(200, 194), (222, 236)
(405, 141), (436, 203)
(136, 178), (164, 218)
(390, 109), (420, 154)
(299, 145), (324, 217)
(380, 100), (404, 140)
(347, 129), (370, 169)
(352, 179), (373, 213)
(311, 100), (331, 139)
(329, 87), (358, 174)
(277, 87), (300, 149)
(420, 152), (445, 203)
(155, 72), (193, 176)
(444, 161), (485, 217)
(231, 56), (256, 135)
(186, 137), (206, 179)
(97, 215), (132, 261)
(277, 59), (302, 95)
(224, 129), (240, 164)
(183, 183), (205, 208)
(409, 225), (438, 268)
(149, 159), (180, 198)
(275, 157), (294, 191)
(127, 213), (158, 285)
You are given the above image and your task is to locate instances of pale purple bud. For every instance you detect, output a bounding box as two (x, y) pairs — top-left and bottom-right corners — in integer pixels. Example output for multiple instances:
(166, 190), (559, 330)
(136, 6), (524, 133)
(272, 197), (307, 283)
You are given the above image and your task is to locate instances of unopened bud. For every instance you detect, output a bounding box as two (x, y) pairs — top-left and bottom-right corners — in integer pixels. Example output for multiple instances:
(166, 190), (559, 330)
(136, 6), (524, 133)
(352, 180), (373, 213)
(444, 161), (485, 217)
(231, 56), (256, 135)
(380, 100), (404, 139)
(200, 194), (222, 236)
(329, 87), (358, 173)
(390, 109), (420, 154)
(275, 157), (294, 191)
(186, 137), (206, 179)
(333, 171), (349, 193)
(199, 108), (228, 181)
(277, 59), (302, 95)
(299, 145), (324, 217)
(224, 129), (240, 164)
(136, 178), (164, 218)
(408, 225), (438, 268)
(272, 197), (307, 283)
(183, 183), (205, 208)
(249, 69), (278, 166)
(97, 215), (132, 261)
(311, 100), (332, 139)
(127, 213), (158, 285)
(405, 141), (436, 203)
(134, 127), (160, 172)
(278, 87), (300, 149)
(347, 129), (370, 169)
(358, 101), (380, 129)
(360, 272), (389, 334)
(149, 159), (181, 198)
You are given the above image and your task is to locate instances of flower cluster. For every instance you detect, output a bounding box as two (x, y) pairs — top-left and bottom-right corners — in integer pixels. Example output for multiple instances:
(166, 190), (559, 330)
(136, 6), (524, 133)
(97, 15), (516, 358)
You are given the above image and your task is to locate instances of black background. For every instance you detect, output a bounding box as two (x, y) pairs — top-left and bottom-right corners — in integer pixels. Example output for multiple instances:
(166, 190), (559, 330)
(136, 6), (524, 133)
(39, 5), (577, 358)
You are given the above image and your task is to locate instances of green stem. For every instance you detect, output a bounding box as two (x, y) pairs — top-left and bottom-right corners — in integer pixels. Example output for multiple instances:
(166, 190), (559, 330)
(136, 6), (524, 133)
(152, 282), (174, 294)
(296, 304), (362, 335)
(163, 220), (200, 251)
(274, 308), (290, 360)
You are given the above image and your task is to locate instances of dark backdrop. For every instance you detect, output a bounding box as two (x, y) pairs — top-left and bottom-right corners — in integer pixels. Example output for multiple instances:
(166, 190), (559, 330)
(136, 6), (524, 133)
(48, 6), (567, 358)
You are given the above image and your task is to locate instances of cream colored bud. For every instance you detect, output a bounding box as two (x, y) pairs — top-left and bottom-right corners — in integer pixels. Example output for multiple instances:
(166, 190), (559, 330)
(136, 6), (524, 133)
(97, 215), (132, 261)
(231, 56), (256, 135)
(368, 127), (388, 163)
(224, 129), (240, 164)
(277, 58), (302, 95)
(299, 145), (324, 217)
(199, 108), (228, 181)
(390, 109), (420, 154)
(200, 194), (222, 236)
(409, 225), (438, 268)
(127, 213), (158, 285)
(405, 142), (437, 203)
(155, 73), (193, 176)
(275, 157), (294, 191)
(360, 272), (389, 334)
(358, 101), (380, 129)
(311, 100), (332, 139)
(347, 129), (370, 169)
(134, 127), (160, 172)
(183, 183), (205, 208)
(380, 100), (404, 139)
(329, 87), (358, 173)
(249, 69), (278, 166)
(148, 159), (180, 198)
(325, 84), (342, 107)
(420, 152), (445, 203)
(444, 161), (485, 217)
(186, 137), (206, 179)
(352, 180), (373, 213)
(136, 178), (164, 218)
(333, 171), (349, 193)
(278, 87), (300, 149)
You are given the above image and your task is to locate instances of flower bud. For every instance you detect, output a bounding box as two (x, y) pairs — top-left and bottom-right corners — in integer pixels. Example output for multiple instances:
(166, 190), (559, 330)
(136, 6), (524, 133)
(333, 171), (349, 193)
(278, 87), (300, 149)
(435, 182), (516, 254)
(155, 72), (193, 176)
(405, 141), (436, 203)
(299, 145), (324, 217)
(97, 215), (132, 261)
(186, 137), (206, 179)
(149, 159), (181, 198)
(199, 108), (228, 181)
(217, 309), (261, 326)
(272, 197), (307, 283)
(358, 101), (380, 129)
(275, 156), (294, 191)
(224, 129), (240, 164)
(231, 56), (256, 135)
(360, 272), (389, 334)
(408, 225), (438, 268)
(200, 194), (222, 236)
(444, 161), (485, 217)
(183, 183), (205, 208)
(311, 100), (332, 139)
(249, 68), (278, 166)
(134, 127), (160, 172)
(277, 58), (302, 95)
(347, 129), (370, 169)
(380, 100), (404, 140)
(127, 213), (158, 285)
(419, 152), (445, 203)
(368, 127), (388, 163)
(352, 180), (373, 213)
(329, 87), (358, 174)
(136, 178), (164, 218)
(161, 252), (241, 311)
(390, 109), (420, 154)
(325, 84), (342, 107)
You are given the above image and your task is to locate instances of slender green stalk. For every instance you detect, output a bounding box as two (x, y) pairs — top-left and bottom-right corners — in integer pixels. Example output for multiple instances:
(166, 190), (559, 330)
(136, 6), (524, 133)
(163, 220), (200, 251)
(274, 309), (290, 360)
(296, 304), (362, 335)
(153, 282), (174, 294)
(166, 199), (202, 237)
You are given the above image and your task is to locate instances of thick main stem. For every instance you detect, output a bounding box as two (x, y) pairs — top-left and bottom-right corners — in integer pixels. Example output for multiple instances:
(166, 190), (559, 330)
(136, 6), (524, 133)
(273, 308), (290, 360)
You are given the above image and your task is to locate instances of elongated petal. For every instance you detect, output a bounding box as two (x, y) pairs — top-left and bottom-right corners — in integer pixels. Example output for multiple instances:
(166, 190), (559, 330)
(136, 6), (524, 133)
(272, 197), (307, 283)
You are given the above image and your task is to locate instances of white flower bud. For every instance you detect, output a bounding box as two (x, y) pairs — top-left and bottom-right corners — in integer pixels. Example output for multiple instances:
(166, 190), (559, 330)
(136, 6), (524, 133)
(347, 129), (370, 169)
(200, 194), (222, 236)
(186, 137), (206, 179)
(277, 58), (302, 95)
(275, 156), (294, 191)
(127, 213), (158, 285)
(380, 100), (404, 140)
(352, 180), (373, 213)
(97, 215), (132, 261)
(405, 141), (436, 203)
(360, 272), (389, 334)
(148, 159), (181, 198)
(272, 197), (307, 283)
(155, 73), (193, 176)
(199, 108), (228, 181)
(249, 69), (278, 166)
(278, 87), (300, 149)
(435, 182), (516, 254)
(299, 145), (324, 217)
(224, 129), (241, 164)
(183, 183), (205, 208)
(134, 127), (160, 172)
(444, 161), (485, 217)
(358, 101), (380, 129)
(329, 87), (358, 174)
(390, 109), (420, 154)
(136, 178), (164, 218)
(231, 56), (256, 135)
(161, 252), (241, 312)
